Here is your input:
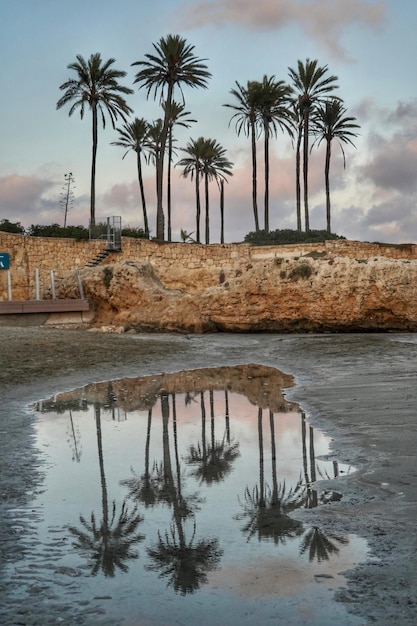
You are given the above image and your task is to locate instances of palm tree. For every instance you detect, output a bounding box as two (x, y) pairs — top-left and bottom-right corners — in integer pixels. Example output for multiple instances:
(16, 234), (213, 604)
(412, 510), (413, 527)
(200, 139), (233, 244)
(257, 75), (293, 233)
(132, 34), (211, 241)
(224, 80), (263, 232)
(178, 138), (233, 244)
(176, 137), (205, 243)
(111, 117), (151, 237)
(289, 102), (304, 231)
(311, 99), (359, 233)
(163, 101), (196, 241)
(288, 59), (339, 231)
(57, 53), (133, 227)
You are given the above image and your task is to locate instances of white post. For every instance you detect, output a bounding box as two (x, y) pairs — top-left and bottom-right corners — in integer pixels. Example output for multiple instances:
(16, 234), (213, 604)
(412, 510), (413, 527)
(50, 270), (56, 299)
(7, 270), (12, 301)
(35, 268), (40, 300)
(75, 269), (85, 299)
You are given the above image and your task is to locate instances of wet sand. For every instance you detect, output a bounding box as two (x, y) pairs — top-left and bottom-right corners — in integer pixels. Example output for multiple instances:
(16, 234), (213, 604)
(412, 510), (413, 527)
(0, 327), (416, 624)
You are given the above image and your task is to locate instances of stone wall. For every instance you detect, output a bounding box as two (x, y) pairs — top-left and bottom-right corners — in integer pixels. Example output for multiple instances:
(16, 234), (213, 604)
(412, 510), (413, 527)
(1, 231), (417, 300)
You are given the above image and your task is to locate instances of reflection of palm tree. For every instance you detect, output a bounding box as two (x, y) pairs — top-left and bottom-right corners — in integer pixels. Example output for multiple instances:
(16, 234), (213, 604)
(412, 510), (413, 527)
(147, 393), (222, 594)
(300, 526), (348, 562)
(147, 520), (222, 595)
(186, 390), (240, 485)
(121, 409), (160, 507)
(68, 404), (145, 577)
(69, 500), (145, 577)
(67, 409), (81, 462)
(237, 409), (304, 544)
(301, 411), (318, 508)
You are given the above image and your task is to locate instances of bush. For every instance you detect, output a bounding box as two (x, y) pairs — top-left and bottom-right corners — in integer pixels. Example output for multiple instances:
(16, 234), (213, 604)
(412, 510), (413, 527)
(288, 262), (313, 280)
(244, 229), (345, 245)
(0, 219), (25, 234)
(121, 227), (148, 239)
(27, 224), (89, 240)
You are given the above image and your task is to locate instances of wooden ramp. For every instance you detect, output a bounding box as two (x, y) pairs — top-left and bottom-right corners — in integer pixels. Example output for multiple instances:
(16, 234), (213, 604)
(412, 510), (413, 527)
(0, 299), (91, 315)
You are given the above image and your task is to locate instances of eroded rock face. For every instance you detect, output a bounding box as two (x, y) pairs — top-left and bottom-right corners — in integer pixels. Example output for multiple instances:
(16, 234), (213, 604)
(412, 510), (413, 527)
(52, 256), (417, 333)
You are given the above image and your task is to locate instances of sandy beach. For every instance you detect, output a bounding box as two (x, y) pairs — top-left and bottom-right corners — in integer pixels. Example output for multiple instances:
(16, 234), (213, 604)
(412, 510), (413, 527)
(0, 326), (416, 625)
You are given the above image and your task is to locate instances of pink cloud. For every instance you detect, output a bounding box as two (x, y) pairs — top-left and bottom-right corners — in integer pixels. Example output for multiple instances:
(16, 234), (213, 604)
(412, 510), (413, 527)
(177, 0), (385, 60)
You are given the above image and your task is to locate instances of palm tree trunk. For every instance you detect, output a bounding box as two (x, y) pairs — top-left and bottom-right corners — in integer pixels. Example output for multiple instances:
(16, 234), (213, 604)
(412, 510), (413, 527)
(264, 124), (269, 233)
(156, 85), (174, 240)
(303, 112), (310, 232)
(167, 129), (173, 242)
(204, 171), (210, 244)
(296, 124), (302, 231)
(325, 139), (332, 233)
(195, 169), (201, 244)
(220, 180), (224, 244)
(251, 122), (259, 232)
(137, 152), (149, 238)
(90, 105), (98, 228)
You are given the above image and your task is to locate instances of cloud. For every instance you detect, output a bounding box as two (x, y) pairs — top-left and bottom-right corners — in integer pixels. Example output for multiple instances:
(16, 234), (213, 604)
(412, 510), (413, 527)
(360, 99), (417, 194)
(176, 0), (385, 60)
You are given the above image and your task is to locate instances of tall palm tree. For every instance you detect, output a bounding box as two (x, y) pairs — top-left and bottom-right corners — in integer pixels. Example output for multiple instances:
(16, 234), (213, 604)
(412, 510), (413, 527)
(162, 101), (196, 241)
(288, 59), (339, 231)
(257, 76), (293, 233)
(224, 81), (263, 232)
(311, 99), (359, 233)
(178, 137), (233, 244)
(176, 137), (205, 243)
(57, 53), (133, 227)
(199, 139), (233, 244)
(111, 117), (151, 237)
(132, 34), (211, 240)
(289, 102), (304, 231)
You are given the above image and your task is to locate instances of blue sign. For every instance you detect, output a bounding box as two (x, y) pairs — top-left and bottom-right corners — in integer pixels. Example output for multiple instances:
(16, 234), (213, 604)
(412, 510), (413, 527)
(0, 253), (10, 269)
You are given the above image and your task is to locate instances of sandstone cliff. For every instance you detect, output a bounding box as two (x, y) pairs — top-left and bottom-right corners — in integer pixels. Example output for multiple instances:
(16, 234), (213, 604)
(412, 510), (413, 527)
(50, 252), (417, 333)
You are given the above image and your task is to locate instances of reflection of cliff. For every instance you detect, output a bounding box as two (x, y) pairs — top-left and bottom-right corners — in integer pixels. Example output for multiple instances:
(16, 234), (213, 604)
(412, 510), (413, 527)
(38, 364), (298, 414)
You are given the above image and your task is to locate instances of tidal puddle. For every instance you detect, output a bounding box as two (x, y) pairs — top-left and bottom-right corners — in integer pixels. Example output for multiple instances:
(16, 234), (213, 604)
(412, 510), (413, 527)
(12, 365), (367, 625)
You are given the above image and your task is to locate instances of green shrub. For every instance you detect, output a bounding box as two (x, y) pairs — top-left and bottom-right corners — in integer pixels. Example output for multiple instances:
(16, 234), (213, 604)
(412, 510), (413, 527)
(244, 228), (345, 246)
(288, 262), (313, 280)
(0, 219), (25, 234)
(27, 223), (89, 240)
(122, 227), (148, 239)
(102, 267), (113, 289)
(303, 250), (328, 259)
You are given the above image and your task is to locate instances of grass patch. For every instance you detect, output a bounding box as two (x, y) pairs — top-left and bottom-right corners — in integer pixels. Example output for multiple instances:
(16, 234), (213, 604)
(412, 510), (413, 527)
(288, 262), (313, 281)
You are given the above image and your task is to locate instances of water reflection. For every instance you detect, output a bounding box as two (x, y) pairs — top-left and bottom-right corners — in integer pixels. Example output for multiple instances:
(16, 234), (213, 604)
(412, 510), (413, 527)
(68, 404), (145, 577)
(31, 364), (360, 623)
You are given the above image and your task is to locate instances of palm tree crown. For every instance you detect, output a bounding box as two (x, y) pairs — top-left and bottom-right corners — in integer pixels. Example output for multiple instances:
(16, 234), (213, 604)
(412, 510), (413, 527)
(57, 53), (133, 227)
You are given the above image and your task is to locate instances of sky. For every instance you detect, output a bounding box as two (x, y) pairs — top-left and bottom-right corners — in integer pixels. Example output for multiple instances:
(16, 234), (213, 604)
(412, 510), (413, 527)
(1, 0), (417, 244)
